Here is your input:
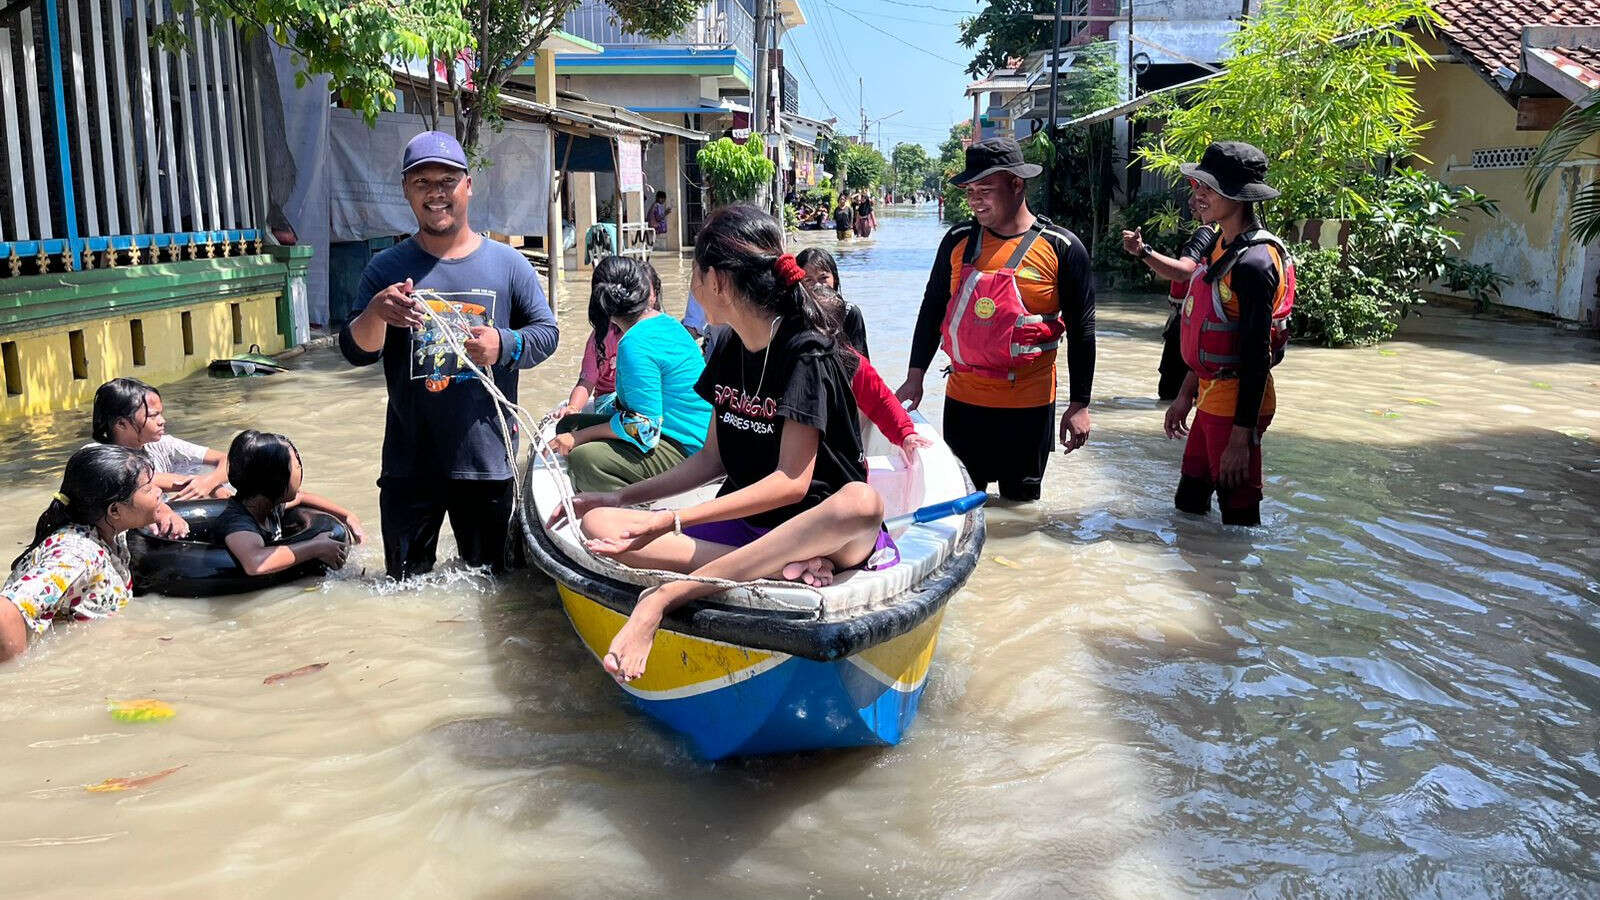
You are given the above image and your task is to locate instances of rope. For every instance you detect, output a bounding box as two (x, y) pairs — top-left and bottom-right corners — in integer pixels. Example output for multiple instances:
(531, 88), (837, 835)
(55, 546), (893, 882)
(409, 294), (824, 607)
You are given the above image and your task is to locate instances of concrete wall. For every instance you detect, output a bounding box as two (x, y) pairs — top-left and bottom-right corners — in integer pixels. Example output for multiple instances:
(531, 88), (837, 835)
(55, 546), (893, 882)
(1411, 48), (1600, 324)
(560, 74), (705, 109)
(0, 294), (285, 425)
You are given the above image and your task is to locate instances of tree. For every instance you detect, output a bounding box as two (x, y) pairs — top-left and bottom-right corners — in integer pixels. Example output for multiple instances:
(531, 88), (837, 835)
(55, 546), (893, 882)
(891, 143), (934, 194)
(698, 137), (776, 207)
(1137, 0), (1444, 219)
(938, 122), (973, 223)
(172, 0), (698, 154)
(1527, 89), (1600, 245)
(824, 140), (888, 192)
(957, 0), (1052, 78)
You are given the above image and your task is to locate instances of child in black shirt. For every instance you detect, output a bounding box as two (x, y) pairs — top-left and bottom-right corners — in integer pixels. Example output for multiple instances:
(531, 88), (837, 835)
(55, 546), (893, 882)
(555, 205), (898, 684)
(216, 431), (361, 576)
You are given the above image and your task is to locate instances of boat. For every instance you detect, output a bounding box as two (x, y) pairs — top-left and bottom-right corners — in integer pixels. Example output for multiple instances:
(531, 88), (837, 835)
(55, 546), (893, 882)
(207, 344), (286, 378)
(518, 415), (986, 760)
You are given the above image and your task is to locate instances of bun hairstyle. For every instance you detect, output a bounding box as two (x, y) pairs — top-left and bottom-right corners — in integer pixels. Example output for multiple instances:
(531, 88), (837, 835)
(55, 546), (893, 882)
(587, 256), (650, 365)
(227, 430), (303, 505)
(692, 204), (845, 351)
(14, 444), (152, 571)
(92, 377), (158, 444)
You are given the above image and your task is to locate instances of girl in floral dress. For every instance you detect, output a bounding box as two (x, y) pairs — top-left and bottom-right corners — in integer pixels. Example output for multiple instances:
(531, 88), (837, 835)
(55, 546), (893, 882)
(1, 444), (161, 662)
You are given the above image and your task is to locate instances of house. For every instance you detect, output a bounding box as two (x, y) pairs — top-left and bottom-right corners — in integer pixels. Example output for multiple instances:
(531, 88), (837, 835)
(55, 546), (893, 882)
(541, 0), (809, 245)
(964, 60), (1029, 141)
(782, 112), (836, 195)
(1410, 3), (1599, 323)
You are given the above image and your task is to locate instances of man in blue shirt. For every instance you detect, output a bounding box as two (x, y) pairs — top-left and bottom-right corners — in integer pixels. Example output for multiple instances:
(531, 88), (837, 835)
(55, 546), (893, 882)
(340, 131), (559, 579)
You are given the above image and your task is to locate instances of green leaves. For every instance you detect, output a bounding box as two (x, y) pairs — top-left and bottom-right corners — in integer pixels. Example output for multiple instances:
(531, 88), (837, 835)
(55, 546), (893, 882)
(1137, 0), (1442, 220)
(698, 137), (776, 207)
(1527, 89), (1600, 245)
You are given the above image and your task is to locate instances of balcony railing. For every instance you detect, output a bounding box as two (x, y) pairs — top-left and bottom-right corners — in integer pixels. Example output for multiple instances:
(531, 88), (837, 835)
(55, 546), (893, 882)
(562, 0), (755, 58)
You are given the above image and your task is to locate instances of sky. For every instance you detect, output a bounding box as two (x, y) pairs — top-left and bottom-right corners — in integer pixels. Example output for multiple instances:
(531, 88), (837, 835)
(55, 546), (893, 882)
(779, 0), (980, 154)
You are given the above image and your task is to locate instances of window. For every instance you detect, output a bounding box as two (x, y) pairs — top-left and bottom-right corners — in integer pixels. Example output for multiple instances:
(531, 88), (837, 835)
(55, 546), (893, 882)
(68, 330), (88, 380)
(2, 342), (20, 396)
(130, 319), (146, 366)
(1470, 147), (1537, 170)
(181, 311), (195, 356)
(230, 302), (243, 345)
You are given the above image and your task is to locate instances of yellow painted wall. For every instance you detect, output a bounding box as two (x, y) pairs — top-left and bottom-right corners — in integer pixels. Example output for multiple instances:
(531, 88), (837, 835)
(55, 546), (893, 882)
(0, 293), (284, 426)
(1409, 37), (1600, 323)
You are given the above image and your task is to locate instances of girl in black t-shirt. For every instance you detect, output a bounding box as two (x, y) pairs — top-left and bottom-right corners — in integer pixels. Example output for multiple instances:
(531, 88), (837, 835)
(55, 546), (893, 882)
(555, 204), (899, 684)
(217, 431), (361, 576)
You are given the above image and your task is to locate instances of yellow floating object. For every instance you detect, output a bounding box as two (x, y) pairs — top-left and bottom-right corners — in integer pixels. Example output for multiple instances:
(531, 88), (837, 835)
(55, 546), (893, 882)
(1367, 409), (1402, 419)
(108, 699), (175, 723)
(1532, 381), (1552, 390)
(1404, 398), (1438, 406)
(86, 765), (186, 793)
(1377, 349), (1398, 357)
(991, 555), (1022, 569)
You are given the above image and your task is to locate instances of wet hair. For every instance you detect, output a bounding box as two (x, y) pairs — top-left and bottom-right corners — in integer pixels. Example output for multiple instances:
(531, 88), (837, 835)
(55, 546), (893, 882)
(794, 248), (842, 297)
(91, 377), (158, 444)
(227, 430), (303, 505)
(692, 204), (843, 348)
(587, 256), (650, 364)
(14, 444), (152, 571)
(655, 190), (667, 202)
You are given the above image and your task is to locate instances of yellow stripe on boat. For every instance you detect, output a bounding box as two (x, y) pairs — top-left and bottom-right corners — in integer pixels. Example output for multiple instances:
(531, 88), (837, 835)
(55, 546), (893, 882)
(849, 610), (945, 692)
(559, 584), (785, 698)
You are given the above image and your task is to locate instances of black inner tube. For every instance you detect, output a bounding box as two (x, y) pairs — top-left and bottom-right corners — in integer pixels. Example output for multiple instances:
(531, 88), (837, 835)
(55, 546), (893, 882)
(128, 499), (349, 598)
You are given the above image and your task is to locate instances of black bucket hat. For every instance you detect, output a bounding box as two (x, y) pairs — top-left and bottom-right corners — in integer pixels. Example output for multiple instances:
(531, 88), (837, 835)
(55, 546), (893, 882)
(949, 138), (1042, 185)
(1180, 141), (1280, 202)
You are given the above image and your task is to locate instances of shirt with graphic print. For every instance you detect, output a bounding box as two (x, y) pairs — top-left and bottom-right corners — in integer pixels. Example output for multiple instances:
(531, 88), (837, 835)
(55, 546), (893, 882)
(340, 237), (560, 480)
(694, 323), (866, 529)
(910, 218), (1096, 409)
(3, 525), (132, 636)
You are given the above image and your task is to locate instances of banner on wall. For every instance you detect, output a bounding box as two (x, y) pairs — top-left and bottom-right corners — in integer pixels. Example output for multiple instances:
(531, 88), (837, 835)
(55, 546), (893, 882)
(328, 109), (551, 240)
(616, 137), (644, 193)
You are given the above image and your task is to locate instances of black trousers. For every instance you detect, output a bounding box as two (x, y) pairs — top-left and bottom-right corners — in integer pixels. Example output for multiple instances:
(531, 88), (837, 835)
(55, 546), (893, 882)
(942, 397), (1055, 502)
(378, 476), (515, 580)
(1158, 309), (1189, 401)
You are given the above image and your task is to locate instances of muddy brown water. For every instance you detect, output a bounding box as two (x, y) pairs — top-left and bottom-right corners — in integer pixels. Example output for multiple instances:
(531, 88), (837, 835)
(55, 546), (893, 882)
(2, 205), (1598, 898)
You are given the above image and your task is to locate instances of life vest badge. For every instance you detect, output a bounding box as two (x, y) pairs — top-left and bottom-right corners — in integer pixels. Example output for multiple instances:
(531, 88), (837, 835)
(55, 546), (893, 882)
(1183, 295), (1194, 317)
(975, 297), (997, 319)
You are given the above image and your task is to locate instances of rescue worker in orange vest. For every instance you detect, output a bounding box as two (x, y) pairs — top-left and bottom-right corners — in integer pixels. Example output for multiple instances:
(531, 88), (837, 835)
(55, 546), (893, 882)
(897, 138), (1096, 502)
(1164, 142), (1294, 527)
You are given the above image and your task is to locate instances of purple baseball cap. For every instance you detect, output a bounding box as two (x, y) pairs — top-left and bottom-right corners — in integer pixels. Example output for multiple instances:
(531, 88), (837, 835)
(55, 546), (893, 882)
(402, 131), (469, 174)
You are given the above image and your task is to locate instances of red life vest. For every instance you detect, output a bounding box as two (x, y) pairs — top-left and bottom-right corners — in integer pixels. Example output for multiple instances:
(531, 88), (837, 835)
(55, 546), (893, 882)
(1180, 231), (1294, 380)
(939, 222), (1065, 381)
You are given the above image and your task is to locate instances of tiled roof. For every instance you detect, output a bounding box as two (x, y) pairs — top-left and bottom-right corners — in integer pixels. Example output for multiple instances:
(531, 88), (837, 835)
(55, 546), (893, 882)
(1433, 0), (1599, 93)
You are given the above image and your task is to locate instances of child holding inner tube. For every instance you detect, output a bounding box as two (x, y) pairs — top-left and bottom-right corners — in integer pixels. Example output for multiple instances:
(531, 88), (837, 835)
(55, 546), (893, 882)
(90, 377), (233, 537)
(1, 445), (162, 662)
(553, 204), (898, 684)
(215, 431), (361, 577)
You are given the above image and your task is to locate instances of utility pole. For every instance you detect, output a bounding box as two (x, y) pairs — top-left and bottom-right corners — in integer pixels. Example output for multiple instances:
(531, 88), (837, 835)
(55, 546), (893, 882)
(859, 77), (868, 140)
(754, 0), (769, 134)
(1045, 0), (1063, 211)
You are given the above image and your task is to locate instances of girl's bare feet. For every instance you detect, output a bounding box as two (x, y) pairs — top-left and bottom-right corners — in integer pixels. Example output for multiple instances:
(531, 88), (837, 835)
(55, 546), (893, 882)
(780, 557), (835, 587)
(602, 588), (667, 682)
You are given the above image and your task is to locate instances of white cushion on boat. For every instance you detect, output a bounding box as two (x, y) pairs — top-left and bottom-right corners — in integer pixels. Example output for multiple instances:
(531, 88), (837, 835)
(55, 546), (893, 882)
(529, 417), (971, 623)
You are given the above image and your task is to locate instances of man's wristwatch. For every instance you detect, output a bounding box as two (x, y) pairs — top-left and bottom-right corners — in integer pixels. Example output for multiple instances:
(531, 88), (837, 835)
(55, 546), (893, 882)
(1139, 245), (1153, 259)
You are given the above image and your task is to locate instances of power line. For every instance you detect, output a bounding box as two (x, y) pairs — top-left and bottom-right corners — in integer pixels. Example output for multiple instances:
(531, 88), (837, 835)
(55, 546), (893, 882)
(827, 3), (962, 26)
(781, 31), (847, 122)
(879, 0), (976, 12)
(822, 1), (966, 67)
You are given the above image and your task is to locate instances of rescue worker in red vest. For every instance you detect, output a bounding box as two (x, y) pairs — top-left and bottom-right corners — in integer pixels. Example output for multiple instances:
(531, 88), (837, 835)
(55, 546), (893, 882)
(897, 138), (1096, 502)
(1122, 192), (1219, 400)
(1164, 141), (1294, 527)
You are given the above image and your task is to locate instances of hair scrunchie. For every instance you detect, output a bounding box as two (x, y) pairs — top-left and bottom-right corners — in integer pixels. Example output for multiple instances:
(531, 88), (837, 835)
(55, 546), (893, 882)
(52, 491), (70, 506)
(773, 253), (806, 288)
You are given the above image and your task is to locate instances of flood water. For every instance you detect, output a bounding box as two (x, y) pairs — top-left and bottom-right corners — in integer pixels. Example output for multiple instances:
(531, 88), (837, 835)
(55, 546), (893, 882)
(2, 205), (1599, 898)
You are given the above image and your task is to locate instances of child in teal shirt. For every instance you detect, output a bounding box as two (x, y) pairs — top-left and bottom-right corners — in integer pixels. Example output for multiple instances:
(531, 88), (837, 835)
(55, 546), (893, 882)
(554, 258), (712, 492)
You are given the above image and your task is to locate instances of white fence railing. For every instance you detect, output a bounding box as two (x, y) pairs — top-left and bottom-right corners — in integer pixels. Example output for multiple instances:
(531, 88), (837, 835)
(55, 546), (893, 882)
(0, 0), (262, 276)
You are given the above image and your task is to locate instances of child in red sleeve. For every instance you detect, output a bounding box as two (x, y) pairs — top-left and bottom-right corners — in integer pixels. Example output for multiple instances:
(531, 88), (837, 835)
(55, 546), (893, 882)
(797, 248), (930, 463)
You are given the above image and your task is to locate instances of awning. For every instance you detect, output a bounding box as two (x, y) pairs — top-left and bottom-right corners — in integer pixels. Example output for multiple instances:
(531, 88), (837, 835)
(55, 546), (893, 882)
(557, 96), (712, 141)
(390, 69), (654, 139)
(1054, 70), (1222, 128)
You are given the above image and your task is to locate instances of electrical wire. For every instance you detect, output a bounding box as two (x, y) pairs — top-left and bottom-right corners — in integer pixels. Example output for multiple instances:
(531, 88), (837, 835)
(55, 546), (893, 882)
(821, 1), (966, 67)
